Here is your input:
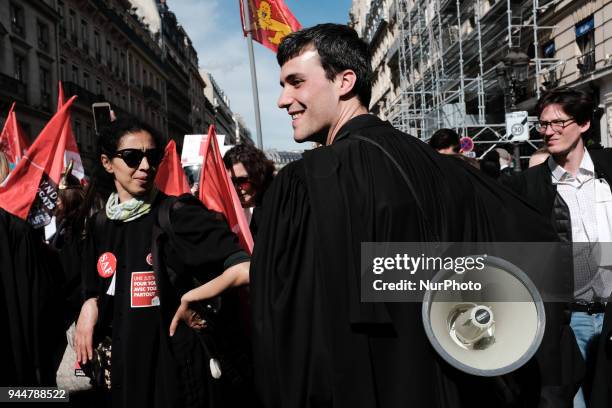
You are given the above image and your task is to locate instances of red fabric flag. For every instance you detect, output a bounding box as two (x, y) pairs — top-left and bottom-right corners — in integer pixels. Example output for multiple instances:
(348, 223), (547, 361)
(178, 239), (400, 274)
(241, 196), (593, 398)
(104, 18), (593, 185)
(57, 81), (85, 180)
(0, 103), (30, 164)
(155, 139), (191, 196)
(240, 0), (301, 52)
(57, 82), (65, 110)
(0, 97), (77, 228)
(199, 126), (254, 254)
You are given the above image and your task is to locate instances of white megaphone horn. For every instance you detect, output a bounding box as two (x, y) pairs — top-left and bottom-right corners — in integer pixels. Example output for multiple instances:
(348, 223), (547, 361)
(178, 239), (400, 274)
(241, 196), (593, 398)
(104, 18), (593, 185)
(422, 255), (546, 377)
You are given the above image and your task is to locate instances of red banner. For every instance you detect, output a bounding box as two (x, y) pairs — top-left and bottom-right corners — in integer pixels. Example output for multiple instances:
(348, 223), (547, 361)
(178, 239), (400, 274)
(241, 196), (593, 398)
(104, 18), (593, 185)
(155, 139), (191, 196)
(0, 103), (29, 165)
(241, 0), (301, 52)
(0, 97), (77, 228)
(199, 126), (254, 254)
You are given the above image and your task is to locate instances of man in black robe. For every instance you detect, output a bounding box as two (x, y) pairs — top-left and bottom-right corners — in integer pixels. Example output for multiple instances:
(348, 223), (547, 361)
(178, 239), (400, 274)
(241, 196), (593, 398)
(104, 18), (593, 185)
(251, 24), (581, 407)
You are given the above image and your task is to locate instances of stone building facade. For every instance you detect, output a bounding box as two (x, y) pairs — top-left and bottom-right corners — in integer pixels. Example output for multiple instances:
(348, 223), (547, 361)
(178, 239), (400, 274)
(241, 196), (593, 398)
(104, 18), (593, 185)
(0, 0), (60, 138)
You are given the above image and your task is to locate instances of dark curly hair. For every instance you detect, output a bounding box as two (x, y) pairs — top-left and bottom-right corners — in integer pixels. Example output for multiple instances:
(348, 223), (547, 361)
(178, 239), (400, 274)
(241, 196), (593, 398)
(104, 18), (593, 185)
(223, 144), (275, 206)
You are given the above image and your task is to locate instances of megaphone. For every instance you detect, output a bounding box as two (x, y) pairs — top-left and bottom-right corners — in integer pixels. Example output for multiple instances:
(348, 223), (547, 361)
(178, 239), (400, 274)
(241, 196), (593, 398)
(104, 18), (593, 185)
(422, 255), (545, 377)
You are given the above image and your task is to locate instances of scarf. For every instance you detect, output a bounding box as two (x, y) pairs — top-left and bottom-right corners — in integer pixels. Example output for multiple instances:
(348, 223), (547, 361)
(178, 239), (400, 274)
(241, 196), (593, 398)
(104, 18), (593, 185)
(105, 189), (157, 222)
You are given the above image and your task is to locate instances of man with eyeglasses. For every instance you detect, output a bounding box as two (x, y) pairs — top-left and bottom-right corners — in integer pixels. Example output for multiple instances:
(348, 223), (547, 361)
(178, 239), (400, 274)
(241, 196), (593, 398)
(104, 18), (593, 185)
(505, 87), (612, 408)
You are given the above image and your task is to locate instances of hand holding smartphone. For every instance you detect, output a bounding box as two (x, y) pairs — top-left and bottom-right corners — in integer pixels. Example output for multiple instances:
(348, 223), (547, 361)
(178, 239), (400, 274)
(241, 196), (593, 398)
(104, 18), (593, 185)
(91, 102), (112, 135)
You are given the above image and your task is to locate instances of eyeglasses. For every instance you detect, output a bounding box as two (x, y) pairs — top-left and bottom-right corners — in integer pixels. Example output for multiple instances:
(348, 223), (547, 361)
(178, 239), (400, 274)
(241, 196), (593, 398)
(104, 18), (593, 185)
(231, 176), (252, 191)
(535, 118), (576, 133)
(113, 148), (161, 168)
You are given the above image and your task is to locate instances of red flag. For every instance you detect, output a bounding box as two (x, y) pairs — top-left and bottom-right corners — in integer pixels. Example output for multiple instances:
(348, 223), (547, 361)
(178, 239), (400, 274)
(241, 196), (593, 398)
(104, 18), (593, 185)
(57, 81), (85, 181)
(57, 81), (65, 110)
(0, 97), (77, 228)
(240, 0), (301, 52)
(199, 126), (254, 254)
(155, 139), (191, 196)
(0, 103), (30, 164)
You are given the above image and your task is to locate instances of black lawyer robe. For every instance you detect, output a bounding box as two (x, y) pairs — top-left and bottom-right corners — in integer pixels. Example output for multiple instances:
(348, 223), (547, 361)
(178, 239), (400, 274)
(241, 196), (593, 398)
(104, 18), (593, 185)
(251, 114), (579, 408)
(0, 209), (65, 386)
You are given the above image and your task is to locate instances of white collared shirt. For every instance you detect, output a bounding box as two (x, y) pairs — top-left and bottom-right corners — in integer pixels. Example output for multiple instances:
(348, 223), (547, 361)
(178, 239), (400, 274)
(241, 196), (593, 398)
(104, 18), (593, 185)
(549, 150), (612, 300)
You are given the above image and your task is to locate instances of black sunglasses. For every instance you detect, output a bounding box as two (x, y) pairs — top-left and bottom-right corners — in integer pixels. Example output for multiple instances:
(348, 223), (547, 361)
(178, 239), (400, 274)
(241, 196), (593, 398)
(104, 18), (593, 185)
(113, 148), (161, 168)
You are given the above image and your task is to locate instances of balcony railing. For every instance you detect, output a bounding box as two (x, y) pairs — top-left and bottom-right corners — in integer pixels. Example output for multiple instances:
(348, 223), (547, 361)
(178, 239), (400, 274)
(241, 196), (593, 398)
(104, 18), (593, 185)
(62, 81), (105, 106)
(0, 73), (27, 102)
(577, 50), (595, 76)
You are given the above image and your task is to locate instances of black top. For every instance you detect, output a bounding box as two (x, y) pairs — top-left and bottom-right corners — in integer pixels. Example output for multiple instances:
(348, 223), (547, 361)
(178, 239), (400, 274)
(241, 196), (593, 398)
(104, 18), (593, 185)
(252, 114), (577, 407)
(83, 194), (247, 408)
(0, 209), (65, 386)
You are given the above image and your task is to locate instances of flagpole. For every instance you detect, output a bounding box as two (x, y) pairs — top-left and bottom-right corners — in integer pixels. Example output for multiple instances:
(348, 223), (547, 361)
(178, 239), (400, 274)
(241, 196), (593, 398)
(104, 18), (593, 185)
(241, 0), (264, 149)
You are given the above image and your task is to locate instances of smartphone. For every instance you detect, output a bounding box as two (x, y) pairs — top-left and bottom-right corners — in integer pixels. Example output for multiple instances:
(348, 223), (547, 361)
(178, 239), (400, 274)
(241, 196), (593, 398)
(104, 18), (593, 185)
(92, 102), (112, 134)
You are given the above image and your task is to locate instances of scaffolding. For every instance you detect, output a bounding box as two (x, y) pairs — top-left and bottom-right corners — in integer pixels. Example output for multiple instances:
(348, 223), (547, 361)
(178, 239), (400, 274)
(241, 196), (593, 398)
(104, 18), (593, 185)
(388, 0), (565, 156)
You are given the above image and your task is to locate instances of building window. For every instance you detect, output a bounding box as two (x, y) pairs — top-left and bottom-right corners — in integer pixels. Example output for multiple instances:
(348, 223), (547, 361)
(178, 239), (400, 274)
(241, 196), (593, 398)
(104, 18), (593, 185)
(13, 53), (26, 82)
(60, 59), (66, 81)
(83, 71), (90, 90)
(120, 52), (126, 80)
(106, 40), (112, 67)
(69, 10), (77, 44)
(40, 67), (51, 111)
(94, 31), (101, 62)
(576, 16), (595, 76)
(37, 21), (50, 51)
(74, 120), (82, 145)
(58, 1), (65, 36)
(71, 65), (79, 84)
(542, 41), (555, 58)
(81, 20), (89, 51)
(113, 47), (119, 73)
(10, 3), (25, 37)
(86, 125), (93, 151)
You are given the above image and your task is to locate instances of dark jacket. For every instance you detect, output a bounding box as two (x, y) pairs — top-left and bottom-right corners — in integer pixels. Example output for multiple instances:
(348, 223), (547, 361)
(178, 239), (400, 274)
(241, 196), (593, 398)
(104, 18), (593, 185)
(504, 148), (612, 408)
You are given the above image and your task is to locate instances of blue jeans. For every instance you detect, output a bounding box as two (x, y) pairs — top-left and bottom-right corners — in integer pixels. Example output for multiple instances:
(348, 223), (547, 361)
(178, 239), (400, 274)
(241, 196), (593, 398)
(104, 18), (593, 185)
(571, 311), (605, 408)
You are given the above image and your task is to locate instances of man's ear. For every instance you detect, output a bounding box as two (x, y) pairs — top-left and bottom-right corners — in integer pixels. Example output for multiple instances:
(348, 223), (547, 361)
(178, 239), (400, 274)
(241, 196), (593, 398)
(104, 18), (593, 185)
(579, 120), (591, 134)
(101, 154), (114, 174)
(337, 69), (358, 98)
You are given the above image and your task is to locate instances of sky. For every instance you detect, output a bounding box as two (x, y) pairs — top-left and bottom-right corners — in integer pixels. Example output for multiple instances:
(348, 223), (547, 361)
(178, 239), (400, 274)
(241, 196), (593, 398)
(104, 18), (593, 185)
(169, 0), (352, 151)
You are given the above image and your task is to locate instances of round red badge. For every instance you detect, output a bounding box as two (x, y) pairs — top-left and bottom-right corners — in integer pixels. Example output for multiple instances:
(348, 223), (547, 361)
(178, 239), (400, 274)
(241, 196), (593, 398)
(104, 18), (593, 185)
(146, 253), (153, 266)
(97, 252), (117, 278)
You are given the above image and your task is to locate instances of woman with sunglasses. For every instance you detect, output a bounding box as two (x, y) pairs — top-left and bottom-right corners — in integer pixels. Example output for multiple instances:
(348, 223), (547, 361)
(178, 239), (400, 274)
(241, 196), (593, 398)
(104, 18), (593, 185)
(74, 119), (250, 408)
(223, 144), (275, 237)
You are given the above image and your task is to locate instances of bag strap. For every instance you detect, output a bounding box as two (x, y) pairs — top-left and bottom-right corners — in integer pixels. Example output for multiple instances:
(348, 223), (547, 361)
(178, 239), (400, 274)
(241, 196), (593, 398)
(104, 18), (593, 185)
(154, 194), (207, 288)
(351, 134), (441, 242)
(94, 210), (107, 236)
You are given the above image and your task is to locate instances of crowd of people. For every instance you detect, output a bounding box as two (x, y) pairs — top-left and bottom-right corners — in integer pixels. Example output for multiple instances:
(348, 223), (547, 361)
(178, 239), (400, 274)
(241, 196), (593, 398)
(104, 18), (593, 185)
(1, 22), (611, 408)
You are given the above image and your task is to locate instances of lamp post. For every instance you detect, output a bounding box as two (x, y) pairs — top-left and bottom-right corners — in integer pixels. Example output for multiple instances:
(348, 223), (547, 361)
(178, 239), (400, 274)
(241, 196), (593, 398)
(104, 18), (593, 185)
(496, 48), (530, 172)
(496, 49), (530, 111)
